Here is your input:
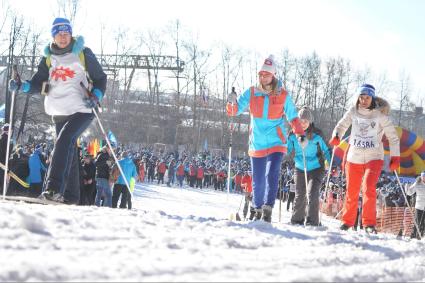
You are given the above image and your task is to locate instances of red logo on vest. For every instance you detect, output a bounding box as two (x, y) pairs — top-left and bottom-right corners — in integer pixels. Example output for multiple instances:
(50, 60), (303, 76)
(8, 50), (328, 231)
(264, 59), (273, 66)
(51, 66), (76, 81)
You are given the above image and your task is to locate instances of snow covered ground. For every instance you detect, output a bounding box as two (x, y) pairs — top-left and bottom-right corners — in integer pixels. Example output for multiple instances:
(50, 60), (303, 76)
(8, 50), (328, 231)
(1, 182), (424, 282)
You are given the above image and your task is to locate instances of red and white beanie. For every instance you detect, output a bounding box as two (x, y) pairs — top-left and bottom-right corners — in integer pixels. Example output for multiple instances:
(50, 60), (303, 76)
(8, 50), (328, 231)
(259, 54), (276, 75)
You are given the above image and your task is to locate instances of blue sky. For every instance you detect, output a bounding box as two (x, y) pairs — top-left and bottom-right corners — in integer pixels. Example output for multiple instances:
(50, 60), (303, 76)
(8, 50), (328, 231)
(7, 0), (425, 104)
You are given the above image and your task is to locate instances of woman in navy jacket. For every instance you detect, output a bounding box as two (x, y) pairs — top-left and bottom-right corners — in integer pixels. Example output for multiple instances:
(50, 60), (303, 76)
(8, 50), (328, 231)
(9, 18), (107, 203)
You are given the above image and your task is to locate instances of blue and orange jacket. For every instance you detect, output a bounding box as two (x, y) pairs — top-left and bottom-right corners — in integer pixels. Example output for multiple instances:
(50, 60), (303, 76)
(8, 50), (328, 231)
(227, 82), (304, 157)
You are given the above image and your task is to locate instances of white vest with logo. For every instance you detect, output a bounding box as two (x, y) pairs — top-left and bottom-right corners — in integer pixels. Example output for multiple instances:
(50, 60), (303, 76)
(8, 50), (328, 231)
(45, 52), (91, 116)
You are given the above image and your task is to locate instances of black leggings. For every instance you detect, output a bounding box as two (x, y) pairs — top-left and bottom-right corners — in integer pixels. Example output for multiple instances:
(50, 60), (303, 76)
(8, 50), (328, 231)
(411, 209), (425, 239)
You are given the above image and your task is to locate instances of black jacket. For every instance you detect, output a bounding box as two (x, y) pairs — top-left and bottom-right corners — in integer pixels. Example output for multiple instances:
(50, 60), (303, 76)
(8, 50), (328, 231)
(95, 151), (110, 179)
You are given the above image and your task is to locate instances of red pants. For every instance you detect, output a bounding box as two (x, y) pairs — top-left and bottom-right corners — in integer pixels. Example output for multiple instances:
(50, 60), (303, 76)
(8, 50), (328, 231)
(341, 160), (383, 227)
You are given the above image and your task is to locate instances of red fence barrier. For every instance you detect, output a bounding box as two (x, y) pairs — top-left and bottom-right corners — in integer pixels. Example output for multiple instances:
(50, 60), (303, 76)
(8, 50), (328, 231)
(320, 199), (416, 237)
(377, 206), (415, 237)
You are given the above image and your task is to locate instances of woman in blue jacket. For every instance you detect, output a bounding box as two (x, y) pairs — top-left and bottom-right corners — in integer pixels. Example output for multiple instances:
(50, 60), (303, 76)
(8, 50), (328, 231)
(287, 107), (331, 226)
(227, 55), (305, 222)
(28, 145), (47, 198)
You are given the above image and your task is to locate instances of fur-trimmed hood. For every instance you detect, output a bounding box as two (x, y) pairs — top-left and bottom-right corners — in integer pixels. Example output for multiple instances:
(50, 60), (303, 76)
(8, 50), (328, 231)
(375, 97), (390, 115)
(355, 96), (391, 116)
(43, 36), (85, 56)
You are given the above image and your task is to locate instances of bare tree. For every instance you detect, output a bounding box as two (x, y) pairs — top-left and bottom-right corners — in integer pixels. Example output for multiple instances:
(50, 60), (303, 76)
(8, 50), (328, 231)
(397, 71), (411, 126)
(4, 15), (24, 126)
(182, 36), (211, 150)
(55, 0), (81, 23)
(0, 0), (11, 39)
(16, 31), (42, 142)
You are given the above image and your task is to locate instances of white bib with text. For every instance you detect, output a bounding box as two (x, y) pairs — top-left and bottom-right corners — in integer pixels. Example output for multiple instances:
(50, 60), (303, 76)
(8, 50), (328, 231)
(350, 117), (379, 149)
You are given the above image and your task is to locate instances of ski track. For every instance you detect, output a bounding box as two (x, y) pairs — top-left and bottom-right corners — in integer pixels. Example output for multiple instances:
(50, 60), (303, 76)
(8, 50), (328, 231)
(0, 183), (424, 282)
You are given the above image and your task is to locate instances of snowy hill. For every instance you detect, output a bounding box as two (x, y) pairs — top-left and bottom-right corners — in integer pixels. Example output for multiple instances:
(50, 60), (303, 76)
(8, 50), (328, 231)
(1, 183), (424, 282)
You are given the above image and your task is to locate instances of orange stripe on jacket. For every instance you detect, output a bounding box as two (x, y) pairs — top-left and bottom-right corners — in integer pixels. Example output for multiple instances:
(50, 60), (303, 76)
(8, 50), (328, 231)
(248, 146), (288, 158)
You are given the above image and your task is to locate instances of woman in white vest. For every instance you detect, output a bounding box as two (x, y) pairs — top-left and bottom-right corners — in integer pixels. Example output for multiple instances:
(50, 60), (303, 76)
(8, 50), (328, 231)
(329, 84), (400, 233)
(9, 18), (107, 203)
(407, 171), (425, 239)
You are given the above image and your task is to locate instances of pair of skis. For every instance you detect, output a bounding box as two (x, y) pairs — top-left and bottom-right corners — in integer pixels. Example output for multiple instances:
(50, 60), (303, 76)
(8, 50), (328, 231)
(0, 162), (29, 189)
(0, 163), (55, 205)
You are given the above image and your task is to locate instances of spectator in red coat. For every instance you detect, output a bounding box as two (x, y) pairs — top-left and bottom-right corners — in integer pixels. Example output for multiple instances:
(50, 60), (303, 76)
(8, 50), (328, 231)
(157, 160), (167, 184)
(176, 162), (185, 187)
(241, 171), (254, 220)
(196, 165), (204, 189)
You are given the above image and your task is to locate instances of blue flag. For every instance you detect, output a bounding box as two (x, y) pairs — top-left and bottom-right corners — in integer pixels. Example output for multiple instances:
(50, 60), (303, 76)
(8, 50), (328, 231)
(108, 130), (117, 148)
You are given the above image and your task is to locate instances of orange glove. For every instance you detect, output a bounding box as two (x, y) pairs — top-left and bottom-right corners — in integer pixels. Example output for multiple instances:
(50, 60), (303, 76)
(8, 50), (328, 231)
(329, 136), (340, 146)
(226, 102), (238, 116)
(389, 156), (400, 171)
(289, 118), (305, 136)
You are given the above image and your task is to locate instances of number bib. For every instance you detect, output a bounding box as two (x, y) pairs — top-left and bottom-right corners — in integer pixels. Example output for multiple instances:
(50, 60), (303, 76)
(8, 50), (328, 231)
(350, 117), (379, 149)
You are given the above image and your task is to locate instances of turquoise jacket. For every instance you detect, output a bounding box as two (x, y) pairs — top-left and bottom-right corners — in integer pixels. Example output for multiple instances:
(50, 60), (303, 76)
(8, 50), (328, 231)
(28, 149), (46, 184)
(229, 82), (302, 157)
(116, 158), (138, 186)
(287, 132), (331, 172)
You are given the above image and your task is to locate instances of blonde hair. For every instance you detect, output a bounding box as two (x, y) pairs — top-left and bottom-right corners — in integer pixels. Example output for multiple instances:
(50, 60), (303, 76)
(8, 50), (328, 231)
(258, 77), (279, 95)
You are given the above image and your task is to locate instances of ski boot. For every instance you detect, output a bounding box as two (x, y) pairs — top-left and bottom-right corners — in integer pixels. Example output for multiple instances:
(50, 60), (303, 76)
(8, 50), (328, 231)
(340, 223), (351, 231)
(261, 205), (273, 223)
(365, 226), (377, 234)
(253, 208), (262, 221)
(40, 189), (64, 203)
(305, 217), (320, 227)
(290, 219), (304, 225)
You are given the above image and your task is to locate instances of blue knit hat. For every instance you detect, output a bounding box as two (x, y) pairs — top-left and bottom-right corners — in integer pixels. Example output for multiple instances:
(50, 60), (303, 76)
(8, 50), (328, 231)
(51, 17), (72, 37)
(357, 84), (376, 98)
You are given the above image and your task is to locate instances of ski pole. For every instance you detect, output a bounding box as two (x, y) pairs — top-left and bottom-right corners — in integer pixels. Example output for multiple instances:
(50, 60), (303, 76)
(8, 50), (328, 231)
(301, 145), (309, 221)
(279, 183), (282, 222)
(320, 135), (349, 224)
(234, 193), (245, 221)
(80, 83), (132, 198)
(2, 65), (20, 200)
(92, 109), (132, 198)
(394, 171), (421, 240)
(226, 87), (236, 201)
(226, 139), (232, 200)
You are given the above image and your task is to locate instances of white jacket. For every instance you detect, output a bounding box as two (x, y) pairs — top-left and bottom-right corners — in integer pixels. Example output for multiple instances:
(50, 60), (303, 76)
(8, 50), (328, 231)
(407, 179), (425, 210)
(332, 97), (400, 164)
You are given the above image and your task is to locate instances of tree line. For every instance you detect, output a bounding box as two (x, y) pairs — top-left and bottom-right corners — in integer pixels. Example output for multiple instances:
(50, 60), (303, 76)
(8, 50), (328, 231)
(0, 0), (423, 155)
